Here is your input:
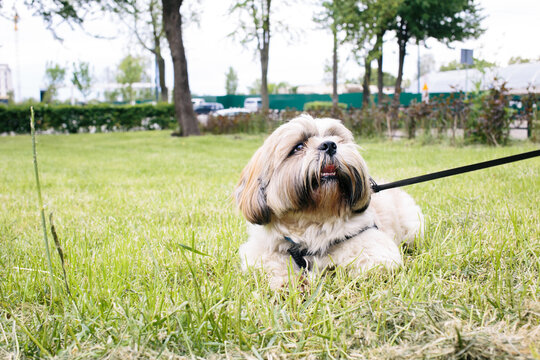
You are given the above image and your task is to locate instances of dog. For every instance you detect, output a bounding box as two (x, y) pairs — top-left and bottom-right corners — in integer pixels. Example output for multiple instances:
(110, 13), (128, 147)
(235, 115), (423, 289)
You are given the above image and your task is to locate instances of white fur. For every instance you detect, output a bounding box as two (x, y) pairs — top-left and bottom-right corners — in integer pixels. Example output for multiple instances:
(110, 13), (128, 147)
(237, 116), (424, 289)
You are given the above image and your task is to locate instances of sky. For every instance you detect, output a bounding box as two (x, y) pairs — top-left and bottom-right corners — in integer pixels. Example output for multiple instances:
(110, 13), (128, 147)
(0, 0), (539, 102)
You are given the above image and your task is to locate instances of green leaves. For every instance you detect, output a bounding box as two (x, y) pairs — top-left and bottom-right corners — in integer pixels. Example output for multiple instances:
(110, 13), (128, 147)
(71, 61), (93, 100)
(43, 62), (67, 104)
(0, 104), (176, 134)
(395, 0), (484, 43)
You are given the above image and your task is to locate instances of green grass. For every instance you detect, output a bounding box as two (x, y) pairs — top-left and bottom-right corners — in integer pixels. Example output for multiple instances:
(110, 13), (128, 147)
(0, 130), (539, 359)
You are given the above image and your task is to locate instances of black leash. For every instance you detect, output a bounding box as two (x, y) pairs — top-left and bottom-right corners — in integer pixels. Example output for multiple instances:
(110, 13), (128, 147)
(284, 149), (539, 270)
(371, 149), (540, 193)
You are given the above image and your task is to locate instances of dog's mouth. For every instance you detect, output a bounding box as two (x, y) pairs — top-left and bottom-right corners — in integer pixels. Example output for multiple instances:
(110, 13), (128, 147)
(321, 164), (337, 179)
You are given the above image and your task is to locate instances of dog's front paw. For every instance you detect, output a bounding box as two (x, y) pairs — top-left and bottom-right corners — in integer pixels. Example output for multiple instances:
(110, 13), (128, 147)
(349, 252), (402, 275)
(269, 274), (289, 290)
(268, 271), (309, 291)
(332, 230), (403, 275)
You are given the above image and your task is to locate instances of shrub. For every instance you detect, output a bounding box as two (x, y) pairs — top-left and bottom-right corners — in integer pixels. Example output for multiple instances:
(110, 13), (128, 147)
(465, 80), (512, 146)
(342, 107), (389, 138)
(406, 100), (437, 139)
(303, 101), (347, 111)
(0, 104), (176, 134)
(203, 113), (270, 134)
(518, 88), (539, 142)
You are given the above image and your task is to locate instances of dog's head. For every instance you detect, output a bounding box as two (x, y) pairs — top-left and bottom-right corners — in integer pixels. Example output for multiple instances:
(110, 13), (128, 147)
(235, 115), (371, 225)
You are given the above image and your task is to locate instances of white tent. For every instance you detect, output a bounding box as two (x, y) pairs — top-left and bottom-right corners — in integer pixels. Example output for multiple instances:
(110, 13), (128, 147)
(407, 62), (540, 94)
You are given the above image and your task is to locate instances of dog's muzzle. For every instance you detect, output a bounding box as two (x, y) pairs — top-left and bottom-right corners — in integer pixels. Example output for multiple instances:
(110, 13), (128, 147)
(318, 141), (337, 156)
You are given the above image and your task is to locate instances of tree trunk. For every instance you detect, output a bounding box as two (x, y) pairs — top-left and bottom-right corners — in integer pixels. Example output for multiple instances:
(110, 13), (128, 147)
(392, 32), (407, 110)
(362, 58), (371, 108)
(331, 26), (338, 115)
(155, 44), (168, 103)
(376, 32), (384, 106)
(260, 46), (269, 113)
(162, 0), (199, 136)
(259, 1), (271, 114)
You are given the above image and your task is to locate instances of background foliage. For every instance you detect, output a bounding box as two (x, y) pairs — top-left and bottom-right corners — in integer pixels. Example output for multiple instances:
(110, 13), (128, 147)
(0, 104), (176, 134)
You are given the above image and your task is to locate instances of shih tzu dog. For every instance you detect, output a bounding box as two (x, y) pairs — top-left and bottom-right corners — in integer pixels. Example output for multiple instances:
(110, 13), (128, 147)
(235, 114), (423, 289)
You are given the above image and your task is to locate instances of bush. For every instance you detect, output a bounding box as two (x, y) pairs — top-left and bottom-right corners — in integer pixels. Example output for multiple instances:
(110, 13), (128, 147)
(0, 104), (176, 134)
(203, 113), (270, 134)
(465, 81), (512, 146)
(406, 101), (433, 139)
(518, 88), (539, 143)
(342, 107), (389, 138)
(303, 101), (347, 111)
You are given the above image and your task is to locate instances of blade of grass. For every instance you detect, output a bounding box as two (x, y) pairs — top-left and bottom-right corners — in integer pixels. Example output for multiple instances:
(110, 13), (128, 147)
(30, 106), (56, 300)
(49, 212), (74, 303)
(178, 243), (210, 257)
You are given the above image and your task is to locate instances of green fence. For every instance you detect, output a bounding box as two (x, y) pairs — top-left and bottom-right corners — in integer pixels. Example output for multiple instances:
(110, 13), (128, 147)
(198, 92), (428, 110)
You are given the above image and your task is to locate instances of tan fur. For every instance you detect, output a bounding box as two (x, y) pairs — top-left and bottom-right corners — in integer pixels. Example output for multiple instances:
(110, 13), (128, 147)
(235, 115), (424, 288)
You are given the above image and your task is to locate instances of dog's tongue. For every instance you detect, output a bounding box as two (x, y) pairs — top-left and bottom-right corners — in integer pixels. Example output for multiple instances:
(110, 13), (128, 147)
(322, 164), (337, 176)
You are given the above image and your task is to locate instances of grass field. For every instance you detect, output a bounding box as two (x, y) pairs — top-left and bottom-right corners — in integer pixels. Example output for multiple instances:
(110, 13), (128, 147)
(0, 130), (539, 359)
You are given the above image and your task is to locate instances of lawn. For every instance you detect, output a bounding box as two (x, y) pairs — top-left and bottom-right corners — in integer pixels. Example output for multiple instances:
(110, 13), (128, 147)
(0, 130), (538, 359)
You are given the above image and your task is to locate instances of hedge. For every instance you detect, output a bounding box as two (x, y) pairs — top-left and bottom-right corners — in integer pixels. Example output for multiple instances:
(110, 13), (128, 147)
(303, 101), (348, 111)
(0, 104), (176, 134)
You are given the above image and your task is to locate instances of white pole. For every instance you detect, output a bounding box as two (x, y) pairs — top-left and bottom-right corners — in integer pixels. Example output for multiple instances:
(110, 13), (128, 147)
(14, 11), (22, 102)
(417, 41), (421, 94)
(465, 65), (468, 99)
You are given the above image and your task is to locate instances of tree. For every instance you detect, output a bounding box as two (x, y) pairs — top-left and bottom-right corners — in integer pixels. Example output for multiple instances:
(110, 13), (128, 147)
(439, 57), (496, 72)
(391, 0), (484, 108)
(323, 57), (345, 86)
(104, 89), (121, 103)
(24, 0), (130, 40)
(248, 79), (262, 95)
(43, 62), (66, 103)
(22, 0), (200, 136)
(117, 0), (169, 103)
(225, 67), (239, 95)
(268, 81), (289, 94)
(360, 69), (397, 87)
(508, 56), (532, 65)
(314, 0), (350, 114)
(439, 60), (462, 71)
(416, 53), (435, 78)
(248, 79), (289, 94)
(116, 55), (148, 104)
(162, 0), (200, 136)
(72, 61), (93, 101)
(342, 0), (401, 106)
(230, 0), (273, 113)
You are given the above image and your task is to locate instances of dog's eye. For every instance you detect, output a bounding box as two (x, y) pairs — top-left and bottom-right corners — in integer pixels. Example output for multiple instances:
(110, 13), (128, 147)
(289, 142), (305, 156)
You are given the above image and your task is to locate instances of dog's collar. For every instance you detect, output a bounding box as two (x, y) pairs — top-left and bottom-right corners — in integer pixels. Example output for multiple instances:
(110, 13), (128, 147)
(284, 224), (378, 269)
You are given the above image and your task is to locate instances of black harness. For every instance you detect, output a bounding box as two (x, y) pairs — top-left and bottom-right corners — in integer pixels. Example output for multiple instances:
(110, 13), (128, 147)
(284, 224), (378, 269)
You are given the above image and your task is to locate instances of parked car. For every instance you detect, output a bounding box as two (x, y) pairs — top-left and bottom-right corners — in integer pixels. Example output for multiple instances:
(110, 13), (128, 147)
(194, 102), (224, 114)
(212, 108), (251, 117)
(244, 97), (262, 112)
(191, 98), (205, 106)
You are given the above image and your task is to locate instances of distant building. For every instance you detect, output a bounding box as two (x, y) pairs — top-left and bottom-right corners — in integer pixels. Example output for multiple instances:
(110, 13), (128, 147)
(0, 64), (14, 103)
(407, 62), (540, 94)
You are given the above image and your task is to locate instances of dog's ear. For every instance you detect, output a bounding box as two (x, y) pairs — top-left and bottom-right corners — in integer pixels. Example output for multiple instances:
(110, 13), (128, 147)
(351, 169), (372, 213)
(341, 158), (372, 213)
(235, 147), (273, 225)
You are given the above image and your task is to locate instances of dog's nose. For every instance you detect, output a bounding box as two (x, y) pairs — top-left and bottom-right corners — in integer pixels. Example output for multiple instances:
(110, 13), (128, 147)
(318, 141), (337, 156)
